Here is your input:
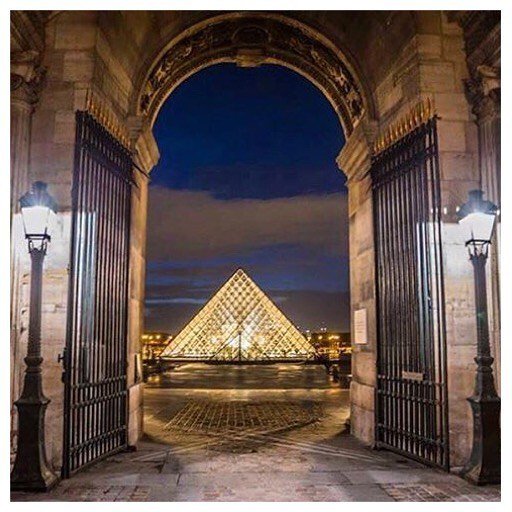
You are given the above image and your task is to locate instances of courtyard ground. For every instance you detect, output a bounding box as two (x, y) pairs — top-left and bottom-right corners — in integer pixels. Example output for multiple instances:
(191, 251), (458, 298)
(11, 364), (500, 502)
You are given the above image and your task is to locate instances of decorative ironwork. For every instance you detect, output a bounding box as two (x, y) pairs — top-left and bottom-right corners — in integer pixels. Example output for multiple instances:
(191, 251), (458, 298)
(373, 98), (434, 155)
(160, 269), (314, 361)
(138, 15), (364, 133)
(85, 90), (130, 147)
(62, 110), (133, 477)
(372, 117), (449, 469)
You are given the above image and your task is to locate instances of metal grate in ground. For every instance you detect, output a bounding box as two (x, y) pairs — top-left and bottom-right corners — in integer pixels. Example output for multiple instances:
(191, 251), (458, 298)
(165, 400), (321, 435)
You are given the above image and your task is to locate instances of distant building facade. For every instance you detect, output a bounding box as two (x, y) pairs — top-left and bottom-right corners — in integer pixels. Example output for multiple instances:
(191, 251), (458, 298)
(306, 331), (351, 360)
(141, 332), (173, 361)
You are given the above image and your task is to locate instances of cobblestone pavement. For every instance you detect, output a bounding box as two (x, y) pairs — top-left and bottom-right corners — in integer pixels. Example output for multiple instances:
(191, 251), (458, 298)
(11, 364), (501, 502)
(381, 482), (501, 502)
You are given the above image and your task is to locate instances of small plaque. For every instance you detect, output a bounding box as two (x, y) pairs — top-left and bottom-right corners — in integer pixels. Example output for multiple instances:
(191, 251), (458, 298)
(354, 308), (367, 344)
(402, 371), (424, 382)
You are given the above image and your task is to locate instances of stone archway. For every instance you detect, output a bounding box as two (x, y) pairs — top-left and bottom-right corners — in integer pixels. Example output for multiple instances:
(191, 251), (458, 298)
(132, 13), (374, 137)
(10, 10), (490, 478)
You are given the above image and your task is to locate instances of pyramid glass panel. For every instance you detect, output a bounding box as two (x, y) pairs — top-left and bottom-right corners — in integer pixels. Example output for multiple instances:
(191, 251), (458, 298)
(160, 269), (314, 361)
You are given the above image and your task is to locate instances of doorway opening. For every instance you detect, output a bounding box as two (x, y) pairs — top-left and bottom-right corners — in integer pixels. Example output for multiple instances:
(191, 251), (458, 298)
(142, 63), (351, 457)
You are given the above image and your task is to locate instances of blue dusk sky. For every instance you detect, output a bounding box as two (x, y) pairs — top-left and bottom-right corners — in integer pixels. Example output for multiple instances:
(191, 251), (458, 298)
(145, 63), (350, 333)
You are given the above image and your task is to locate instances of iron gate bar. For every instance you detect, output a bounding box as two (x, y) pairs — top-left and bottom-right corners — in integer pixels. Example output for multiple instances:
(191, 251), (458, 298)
(372, 118), (449, 470)
(62, 111), (133, 478)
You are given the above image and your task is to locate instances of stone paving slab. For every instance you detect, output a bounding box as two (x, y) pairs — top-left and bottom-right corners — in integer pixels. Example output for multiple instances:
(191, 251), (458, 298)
(75, 472), (180, 487)
(342, 468), (458, 485)
(151, 482), (396, 502)
(12, 485), (152, 502)
(177, 469), (351, 487)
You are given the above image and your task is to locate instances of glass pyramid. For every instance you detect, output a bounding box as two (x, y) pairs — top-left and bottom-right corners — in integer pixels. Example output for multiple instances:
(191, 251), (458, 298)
(160, 268), (314, 361)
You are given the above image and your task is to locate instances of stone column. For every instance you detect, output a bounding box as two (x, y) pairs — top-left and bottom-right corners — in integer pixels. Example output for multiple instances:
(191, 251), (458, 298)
(466, 66), (501, 393)
(10, 50), (46, 459)
(337, 118), (377, 446)
(11, 86), (32, 219)
(11, 51), (45, 216)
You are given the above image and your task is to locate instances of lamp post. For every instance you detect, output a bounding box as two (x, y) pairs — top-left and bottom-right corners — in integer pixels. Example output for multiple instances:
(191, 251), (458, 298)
(11, 181), (59, 492)
(457, 189), (500, 485)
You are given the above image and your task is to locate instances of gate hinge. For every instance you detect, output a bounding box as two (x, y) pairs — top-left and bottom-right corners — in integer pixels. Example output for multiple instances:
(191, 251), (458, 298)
(58, 348), (67, 383)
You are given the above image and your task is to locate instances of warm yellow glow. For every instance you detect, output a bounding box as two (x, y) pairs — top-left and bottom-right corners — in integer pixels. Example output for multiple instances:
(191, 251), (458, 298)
(160, 269), (313, 361)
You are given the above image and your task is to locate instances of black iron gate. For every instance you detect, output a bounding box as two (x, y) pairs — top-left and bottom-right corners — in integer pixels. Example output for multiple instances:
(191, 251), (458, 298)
(62, 110), (133, 477)
(372, 117), (449, 469)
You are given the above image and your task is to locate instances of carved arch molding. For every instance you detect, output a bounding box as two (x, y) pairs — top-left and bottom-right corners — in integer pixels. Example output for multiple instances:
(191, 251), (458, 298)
(138, 15), (366, 135)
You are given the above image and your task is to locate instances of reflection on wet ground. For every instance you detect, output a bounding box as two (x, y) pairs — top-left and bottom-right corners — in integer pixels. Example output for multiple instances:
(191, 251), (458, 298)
(144, 364), (347, 451)
(144, 362), (333, 389)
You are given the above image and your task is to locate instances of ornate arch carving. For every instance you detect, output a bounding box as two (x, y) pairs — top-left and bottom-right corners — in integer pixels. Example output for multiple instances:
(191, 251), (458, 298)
(137, 14), (367, 135)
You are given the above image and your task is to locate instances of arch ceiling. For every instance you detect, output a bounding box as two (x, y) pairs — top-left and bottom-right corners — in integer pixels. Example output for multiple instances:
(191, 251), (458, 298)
(136, 13), (369, 135)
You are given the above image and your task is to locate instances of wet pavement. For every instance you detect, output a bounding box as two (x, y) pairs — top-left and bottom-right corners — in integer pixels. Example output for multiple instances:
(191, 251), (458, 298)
(144, 362), (333, 389)
(11, 364), (501, 502)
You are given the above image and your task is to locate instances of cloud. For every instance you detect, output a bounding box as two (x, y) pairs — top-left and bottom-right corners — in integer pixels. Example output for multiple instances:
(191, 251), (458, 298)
(146, 187), (348, 261)
(144, 289), (350, 334)
(145, 297), (208, 305)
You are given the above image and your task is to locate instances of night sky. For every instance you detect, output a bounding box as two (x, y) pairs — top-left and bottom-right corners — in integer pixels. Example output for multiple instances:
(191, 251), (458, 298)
(145, 64), (349, 334)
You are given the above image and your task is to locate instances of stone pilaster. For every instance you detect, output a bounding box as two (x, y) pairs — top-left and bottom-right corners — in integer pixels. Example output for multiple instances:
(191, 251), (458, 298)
(465, 66), (500, 202)
(337, 118), (377, 445)
(11, 50), (45, 216)
(125, 118), (160, 447)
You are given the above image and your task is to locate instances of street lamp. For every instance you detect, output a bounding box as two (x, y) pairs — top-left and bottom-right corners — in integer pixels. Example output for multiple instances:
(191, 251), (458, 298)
(11, 181), (59, 492)
(457, 189), (500, 485)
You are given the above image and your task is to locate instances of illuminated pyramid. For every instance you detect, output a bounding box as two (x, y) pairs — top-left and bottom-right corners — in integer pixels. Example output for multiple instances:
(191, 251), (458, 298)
(160, 268), (314, 361)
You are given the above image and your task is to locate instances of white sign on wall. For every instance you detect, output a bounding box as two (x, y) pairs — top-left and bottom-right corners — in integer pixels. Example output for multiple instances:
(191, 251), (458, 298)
(354, 308), (367, 344)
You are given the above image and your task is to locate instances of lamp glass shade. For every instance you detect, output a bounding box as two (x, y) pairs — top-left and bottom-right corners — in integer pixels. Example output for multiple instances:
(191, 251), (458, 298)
(457, 189), (498, 245)
(459, 211), (496, 244)
(19, 182), (57, 244)
(21, 204), (52, 239)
